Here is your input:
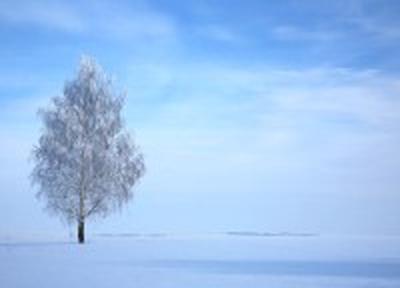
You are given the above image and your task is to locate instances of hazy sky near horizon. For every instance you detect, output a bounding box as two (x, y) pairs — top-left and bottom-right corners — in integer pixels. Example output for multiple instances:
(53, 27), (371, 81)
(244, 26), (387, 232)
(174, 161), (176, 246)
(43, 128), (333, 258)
(1, 0), (400, 237)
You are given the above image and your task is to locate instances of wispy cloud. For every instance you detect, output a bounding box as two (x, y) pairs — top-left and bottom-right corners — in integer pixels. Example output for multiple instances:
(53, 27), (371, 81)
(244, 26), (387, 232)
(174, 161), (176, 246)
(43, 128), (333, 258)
(335, 0), (400, 40)
(124, 61), (400, 172)
(128, 61), (400, 127)
(0, 0), (177, 40)
(350, 17), (400, 39)
(196, 24), (241, 43)
(122, 63), (400, 225)
(272, 25), (342, 42)
(0, 0), (84, 32)
(84, 1), (177, 41)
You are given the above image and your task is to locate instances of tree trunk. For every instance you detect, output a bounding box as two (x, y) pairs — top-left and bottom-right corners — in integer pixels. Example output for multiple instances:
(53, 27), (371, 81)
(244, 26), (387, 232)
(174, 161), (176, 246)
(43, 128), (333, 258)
(78, 220), (85, 244)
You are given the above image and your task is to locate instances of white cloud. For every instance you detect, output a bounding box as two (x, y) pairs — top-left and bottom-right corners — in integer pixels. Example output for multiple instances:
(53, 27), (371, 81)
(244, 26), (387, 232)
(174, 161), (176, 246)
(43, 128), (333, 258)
(0, 0), (84, 32)
(350, 17), (400, 39)
(128, 62), (400, 128)
(272, 25), (342, 42)
(0, 0), (177, 40)
(334, 0), (400, 40)
(197, 24), (241, 43)
(122, 61), (400, 195)
(85, 1), (176, 40)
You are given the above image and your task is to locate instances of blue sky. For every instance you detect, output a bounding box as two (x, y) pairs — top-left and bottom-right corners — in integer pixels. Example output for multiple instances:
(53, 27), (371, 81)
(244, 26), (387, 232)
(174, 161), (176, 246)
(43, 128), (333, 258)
(1, 0), (400, 237)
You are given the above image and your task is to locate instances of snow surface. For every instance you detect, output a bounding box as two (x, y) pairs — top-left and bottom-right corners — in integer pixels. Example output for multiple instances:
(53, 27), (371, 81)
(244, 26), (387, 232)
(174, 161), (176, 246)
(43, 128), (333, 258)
(1, 234), (400, 288)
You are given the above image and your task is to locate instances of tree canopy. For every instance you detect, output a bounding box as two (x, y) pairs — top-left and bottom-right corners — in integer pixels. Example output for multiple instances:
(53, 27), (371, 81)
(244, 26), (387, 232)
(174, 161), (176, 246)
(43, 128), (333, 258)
(31, 56), (145, 242)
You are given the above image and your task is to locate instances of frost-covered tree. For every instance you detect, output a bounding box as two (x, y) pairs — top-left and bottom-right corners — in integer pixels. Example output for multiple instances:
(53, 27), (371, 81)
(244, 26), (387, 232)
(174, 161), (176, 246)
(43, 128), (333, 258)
(31, 56), (145, 244)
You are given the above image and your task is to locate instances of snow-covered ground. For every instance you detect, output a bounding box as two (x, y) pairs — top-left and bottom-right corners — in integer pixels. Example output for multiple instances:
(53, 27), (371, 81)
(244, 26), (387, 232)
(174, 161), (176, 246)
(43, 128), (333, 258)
(1, 234), (400, 288)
